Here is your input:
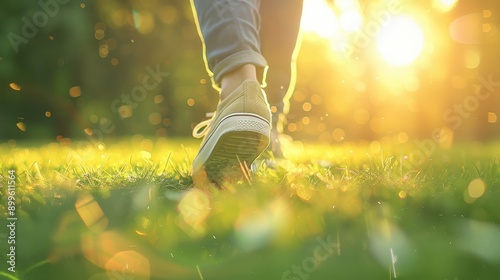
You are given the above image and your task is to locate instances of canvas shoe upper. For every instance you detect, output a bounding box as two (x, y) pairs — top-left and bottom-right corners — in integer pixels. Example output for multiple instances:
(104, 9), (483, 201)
(192, 80), (271, 185)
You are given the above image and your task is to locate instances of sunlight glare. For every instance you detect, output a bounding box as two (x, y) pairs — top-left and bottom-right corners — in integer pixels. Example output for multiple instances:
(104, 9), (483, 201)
(340, 10), (363, 32)
(301, 0), (339, 38)
(335, 0), (358, 11)
(377, 16), (424, 66)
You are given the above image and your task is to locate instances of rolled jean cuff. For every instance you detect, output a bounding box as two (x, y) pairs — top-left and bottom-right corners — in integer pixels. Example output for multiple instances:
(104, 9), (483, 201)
(212, 50), (268, 87)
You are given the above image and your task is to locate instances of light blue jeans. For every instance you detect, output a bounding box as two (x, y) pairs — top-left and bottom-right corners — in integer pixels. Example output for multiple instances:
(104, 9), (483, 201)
(191, 0), (303, 125)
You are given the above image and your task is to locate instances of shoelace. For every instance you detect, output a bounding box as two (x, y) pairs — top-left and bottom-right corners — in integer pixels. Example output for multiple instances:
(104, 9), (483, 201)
(192, 112), (215, 138)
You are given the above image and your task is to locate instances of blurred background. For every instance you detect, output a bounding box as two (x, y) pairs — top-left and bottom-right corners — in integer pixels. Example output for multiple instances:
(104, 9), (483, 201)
(1, 0), (499, 145)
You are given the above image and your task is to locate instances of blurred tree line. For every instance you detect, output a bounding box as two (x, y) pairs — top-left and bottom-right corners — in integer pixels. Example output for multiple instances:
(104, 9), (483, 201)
(0, 0), (499, 144)
(0, 0), (215, 142)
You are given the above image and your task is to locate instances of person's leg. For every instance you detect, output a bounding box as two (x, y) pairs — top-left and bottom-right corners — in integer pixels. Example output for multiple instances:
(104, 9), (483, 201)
(260, 0), (303, 157)
(220, 64), (257, 101)
(190, 0), (272, 185)
(191, 0), (267, 94)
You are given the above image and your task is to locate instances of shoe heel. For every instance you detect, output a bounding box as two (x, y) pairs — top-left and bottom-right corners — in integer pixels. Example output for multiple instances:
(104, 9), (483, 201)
(203, 115), (270, 183)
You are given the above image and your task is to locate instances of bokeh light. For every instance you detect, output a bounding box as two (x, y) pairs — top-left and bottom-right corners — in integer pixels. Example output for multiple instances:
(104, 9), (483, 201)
(148, 113), (162, 125)
(353, 109), (370, 125)
(463, 48), (481, 69)
(69, 86), (82, 98)
(467, 178), (486, 199)
(16, 122), (26, 132)
(177, 189), (211, 236)
(488, 112), (498, 123)
(9, 82), (21, 91)
(75, 193), (109, 233)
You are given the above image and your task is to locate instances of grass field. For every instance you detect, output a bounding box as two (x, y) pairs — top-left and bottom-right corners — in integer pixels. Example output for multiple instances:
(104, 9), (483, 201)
(1, 137), (500, 280)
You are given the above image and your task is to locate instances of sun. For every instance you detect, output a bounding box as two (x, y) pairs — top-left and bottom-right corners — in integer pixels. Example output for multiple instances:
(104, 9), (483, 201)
(300, 1), (425, 66)
(377, 16), (424, 67)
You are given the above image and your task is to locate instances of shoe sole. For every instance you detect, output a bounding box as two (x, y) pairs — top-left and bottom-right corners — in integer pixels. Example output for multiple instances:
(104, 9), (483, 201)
(192, 113), (270, 185)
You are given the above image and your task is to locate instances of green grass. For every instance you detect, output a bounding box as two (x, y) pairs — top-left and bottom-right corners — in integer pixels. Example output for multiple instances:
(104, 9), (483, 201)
(1, 137), (500, 280)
